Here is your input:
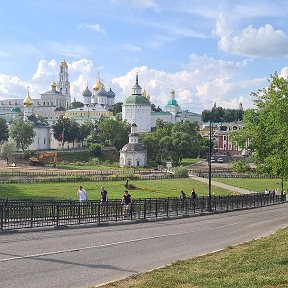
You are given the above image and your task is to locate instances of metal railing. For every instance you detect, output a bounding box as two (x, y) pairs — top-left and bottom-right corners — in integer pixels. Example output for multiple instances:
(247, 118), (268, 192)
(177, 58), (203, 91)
(0, 193), (286, 231)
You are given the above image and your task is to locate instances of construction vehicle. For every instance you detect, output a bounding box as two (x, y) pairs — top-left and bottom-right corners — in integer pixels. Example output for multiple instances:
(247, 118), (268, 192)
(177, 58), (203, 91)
(29, 152), (59, 166)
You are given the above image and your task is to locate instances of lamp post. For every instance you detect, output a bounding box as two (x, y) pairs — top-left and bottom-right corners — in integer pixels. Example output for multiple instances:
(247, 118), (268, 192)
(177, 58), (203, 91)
(207, 119), (213, 212)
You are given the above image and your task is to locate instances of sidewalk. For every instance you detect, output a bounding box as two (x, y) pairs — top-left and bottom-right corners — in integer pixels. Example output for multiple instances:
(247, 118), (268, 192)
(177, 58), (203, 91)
(189, 174), (257, 195)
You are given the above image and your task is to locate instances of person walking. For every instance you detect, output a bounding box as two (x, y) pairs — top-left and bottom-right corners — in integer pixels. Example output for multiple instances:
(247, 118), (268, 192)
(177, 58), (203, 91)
(77, 186), (87, 203)
(121, 190), (132, 218)
(190, 188), (197, 210)
(100, 186), (108, 215)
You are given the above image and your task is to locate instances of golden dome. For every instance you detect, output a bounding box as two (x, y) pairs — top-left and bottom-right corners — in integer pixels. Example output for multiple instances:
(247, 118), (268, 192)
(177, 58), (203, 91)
(51, 81), (57, 89)
(93, 79), (104, 91)
(23, 93), (33, 107)
(60, 59), (68, 68)
(170, 89), (175, 94)
(142, 89), (147, 97)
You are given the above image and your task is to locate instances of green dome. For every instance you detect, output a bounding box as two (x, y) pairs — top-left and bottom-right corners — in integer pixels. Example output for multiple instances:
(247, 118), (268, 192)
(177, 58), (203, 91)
(167, 99), (178, 106)
(124, 95), (150, 105)
(11, 107), (21, 113)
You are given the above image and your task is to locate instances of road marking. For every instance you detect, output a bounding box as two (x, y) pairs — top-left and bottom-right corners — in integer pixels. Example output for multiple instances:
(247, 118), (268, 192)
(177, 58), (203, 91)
(1, 212), (286, 263)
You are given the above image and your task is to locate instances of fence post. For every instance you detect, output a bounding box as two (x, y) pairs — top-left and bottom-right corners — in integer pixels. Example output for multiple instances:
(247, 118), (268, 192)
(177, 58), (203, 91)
(56, 203), (60, 227)
(144, 199), (147, 220)
(0, 205), (3, 231)
(30, 201), (34, 228)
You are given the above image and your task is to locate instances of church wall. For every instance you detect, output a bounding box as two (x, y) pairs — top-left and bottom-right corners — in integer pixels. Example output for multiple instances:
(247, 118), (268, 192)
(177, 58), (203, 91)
(28, 126), (51, 150)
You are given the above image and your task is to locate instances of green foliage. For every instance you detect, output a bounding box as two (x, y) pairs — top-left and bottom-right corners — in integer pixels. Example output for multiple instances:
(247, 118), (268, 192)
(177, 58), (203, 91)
(22, 150), (35, 159)
(231, 160), (251, 173)
(173, 166), (188, 177)
(240, 72), (288, 190)
(58, 150), (91, 162)
(88, 143), (102, 157)
(9, 118), (36, 151)
(140, 120), (205, 165)
(98, 118), (130, 150)
(0, 141), (16, 162)
(112, 102), (123, 116)
(0, 117), (9, 142)
(202, 107), (243, 122)
(69, 101), (84, 109)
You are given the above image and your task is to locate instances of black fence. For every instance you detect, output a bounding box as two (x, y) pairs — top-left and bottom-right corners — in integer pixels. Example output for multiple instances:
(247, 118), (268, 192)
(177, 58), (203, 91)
(0, 193), (286, 231)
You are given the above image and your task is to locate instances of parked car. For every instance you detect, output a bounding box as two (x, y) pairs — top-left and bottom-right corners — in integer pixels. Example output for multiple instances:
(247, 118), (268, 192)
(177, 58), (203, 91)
(210, 157), (215, 163)
(217, 157), (224, 163)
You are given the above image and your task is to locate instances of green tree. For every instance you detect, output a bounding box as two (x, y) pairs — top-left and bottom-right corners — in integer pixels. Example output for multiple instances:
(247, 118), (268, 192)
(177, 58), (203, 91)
(69, 101), (84, 109)
(0, 141), (16, 163)
(9, 118), (35, 151)
(240, 72), (288, 192)
(88, 143), (102, 157)
(112, 102), (123, 116)
(0, 117), (9, 142)
(77, 122), (92, 146)
(98, 118), (130, 150)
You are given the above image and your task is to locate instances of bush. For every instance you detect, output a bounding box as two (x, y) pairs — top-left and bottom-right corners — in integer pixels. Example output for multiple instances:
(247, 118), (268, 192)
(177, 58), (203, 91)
(22, 150), (35, 159)
(89, 144), (102, 157)
(231, 160), (251, 173)
(173, 166), (188, 177)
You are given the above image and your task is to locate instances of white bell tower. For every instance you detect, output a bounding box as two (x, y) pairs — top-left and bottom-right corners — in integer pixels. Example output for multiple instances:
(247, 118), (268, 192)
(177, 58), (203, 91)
(58, 59), (71, 109)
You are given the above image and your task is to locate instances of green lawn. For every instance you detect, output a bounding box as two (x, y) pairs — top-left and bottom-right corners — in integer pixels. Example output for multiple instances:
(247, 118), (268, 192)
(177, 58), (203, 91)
(0, 178), (234, 200)
(214, 178), (288, 193)
(99, 227), (288, 288)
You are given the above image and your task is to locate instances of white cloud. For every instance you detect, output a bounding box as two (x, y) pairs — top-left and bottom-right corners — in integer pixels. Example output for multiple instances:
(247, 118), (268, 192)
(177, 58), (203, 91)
(0, 55), (268, 113)
(77, 23), (106, 34)
(214, 13), (288, 57)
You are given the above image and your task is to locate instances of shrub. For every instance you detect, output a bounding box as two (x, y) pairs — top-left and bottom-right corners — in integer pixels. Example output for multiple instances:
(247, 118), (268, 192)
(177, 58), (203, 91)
(231, 160), (251, 173)
(173, 166), (188, 177)
(89, 144), (102, 157)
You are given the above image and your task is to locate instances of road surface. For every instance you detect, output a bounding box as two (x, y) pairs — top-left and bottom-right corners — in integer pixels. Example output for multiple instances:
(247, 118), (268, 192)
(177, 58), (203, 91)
(0, 203), (287, 288)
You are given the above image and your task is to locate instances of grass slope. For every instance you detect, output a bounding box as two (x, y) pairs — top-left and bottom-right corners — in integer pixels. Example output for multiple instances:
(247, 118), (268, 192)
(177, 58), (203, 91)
(99, 227), (288, 288)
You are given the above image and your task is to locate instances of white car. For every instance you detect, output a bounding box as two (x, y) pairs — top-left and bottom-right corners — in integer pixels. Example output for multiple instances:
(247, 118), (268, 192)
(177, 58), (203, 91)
(217, 158), (224, 163)
(210, 157), (215, 163)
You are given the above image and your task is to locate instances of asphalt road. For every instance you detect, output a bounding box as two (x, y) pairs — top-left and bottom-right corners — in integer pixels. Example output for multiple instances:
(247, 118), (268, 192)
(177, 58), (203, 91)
(0, 204), (287, 288)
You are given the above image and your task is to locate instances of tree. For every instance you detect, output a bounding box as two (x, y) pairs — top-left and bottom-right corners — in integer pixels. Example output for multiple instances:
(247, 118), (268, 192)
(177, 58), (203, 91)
(9, 118), (36, 151)
(0, 117), (9, 142)
(69, 101), (84, 109)
(98, 118), (130, 150)
(112, 102), (123, 116)
(0, 141), (16, 163)
(239, 72), (288, 192)
(88, 143), (102, 157)
(77, 122), (92, 146)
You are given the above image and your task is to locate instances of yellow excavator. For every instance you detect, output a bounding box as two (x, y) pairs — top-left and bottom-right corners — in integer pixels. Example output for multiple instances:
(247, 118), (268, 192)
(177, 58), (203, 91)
(29, 152), (59, 167)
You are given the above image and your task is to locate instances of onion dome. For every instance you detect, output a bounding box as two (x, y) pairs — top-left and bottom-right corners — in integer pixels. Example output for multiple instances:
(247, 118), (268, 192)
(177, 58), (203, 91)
(93, 79), (104, 91)
(51, 81), (57, 89)
(82, 86), (92, 97)
(97, 87), (108, 97)
(23, 92), (33, 107)
(170, 89), (175, 95)
(60, 59), (68, 68)
(142, 89), (147, 97)
(107, 88), (115, 98)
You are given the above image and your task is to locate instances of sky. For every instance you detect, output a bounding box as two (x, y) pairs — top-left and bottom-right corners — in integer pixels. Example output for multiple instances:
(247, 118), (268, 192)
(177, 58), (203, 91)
(1, 0), (288, 113)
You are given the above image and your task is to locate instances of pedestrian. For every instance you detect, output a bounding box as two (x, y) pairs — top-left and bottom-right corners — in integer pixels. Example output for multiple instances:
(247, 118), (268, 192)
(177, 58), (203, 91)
(100, 186), (108, 214)
(190, 188), (197, 209)
(179, 190), (186, 209)
(121, 190), (132, 218)
(191, 188), (197, 200)
(77, 185), (87, 203)
(100, 186), (108, 204)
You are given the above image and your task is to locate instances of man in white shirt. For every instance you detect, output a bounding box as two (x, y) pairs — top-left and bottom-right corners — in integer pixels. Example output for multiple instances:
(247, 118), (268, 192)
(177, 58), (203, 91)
(77, 186), (87, 203)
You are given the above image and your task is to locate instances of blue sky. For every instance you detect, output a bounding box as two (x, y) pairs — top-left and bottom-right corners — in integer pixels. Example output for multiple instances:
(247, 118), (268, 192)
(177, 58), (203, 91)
(1, 0), (288, 113)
